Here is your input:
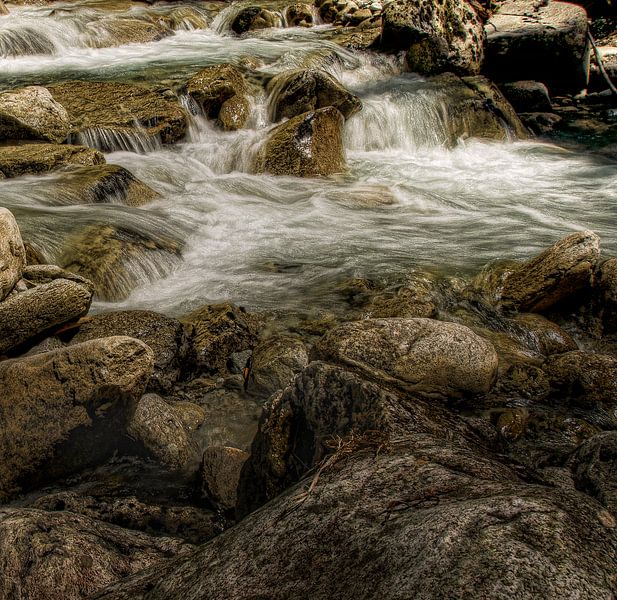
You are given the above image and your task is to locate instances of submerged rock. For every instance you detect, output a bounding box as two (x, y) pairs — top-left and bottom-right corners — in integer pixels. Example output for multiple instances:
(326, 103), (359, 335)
(0, 207), (25, 301)
(254, 106), (347, 177)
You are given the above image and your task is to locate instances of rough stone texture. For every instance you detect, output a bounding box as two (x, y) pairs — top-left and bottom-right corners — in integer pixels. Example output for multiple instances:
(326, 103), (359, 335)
(485, 0), (590, 94)
(217, 94), (251, 131)
(500, 80), (552, 113)
(267, 69), (362, 122)
(285, 3), (314, 27)
(200, 446), (249, 511)
(86, 16), (172, 49)
(500, 231), (600, 312)
(381, 0), (485, 75)
(128, 394), (204, 470)
(513, 313), (578, 356)
(312, 317), (498, 398)
(0, 86), (70, 143)
(69, 310), (189, 393)
(0, 277), (93, 355)
(0, 144), (105, 178)
(0, 337), (154, 500)
(248, 335), (309, 397)
(254, 106), (347, 177)
(231, 6), (282, 33)
(48, 81), (187, 144)
(0, 508), (193, 600)
(0, 207), (25, 301)
(597, 257), (617, 334)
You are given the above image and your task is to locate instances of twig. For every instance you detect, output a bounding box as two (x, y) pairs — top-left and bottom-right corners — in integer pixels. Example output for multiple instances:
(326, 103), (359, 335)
(588, 30), (617, 96)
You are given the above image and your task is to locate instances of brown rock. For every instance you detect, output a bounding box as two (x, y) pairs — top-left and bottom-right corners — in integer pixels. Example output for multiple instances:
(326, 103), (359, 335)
(0, 207), (25, 301)
(200, 446), (248, 510)
(217, 94), (251, 131)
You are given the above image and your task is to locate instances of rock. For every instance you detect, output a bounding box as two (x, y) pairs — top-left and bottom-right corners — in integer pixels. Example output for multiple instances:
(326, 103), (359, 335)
(0, 508), (193, 600)
(381, 0), (484, 75)
(485, 0), (590, 94)
(267, 69), (362, 122)
(500, 80), (552, 112)
(254, 106), (347, 177)
(496, 407), (529, 441)
(0, 207), (25, 301)
(248, 335), (309, 397)
(500, 231), (600, 312)
(48, 81), (187, 145)
(520, 111), (562, 135)
(69, 310), (189, 393)
(596, 258), (617, 334)
(200, 446), (249, 511)
(0, 0), (7, 15)
(312, 317), (498, 398)
(231, 6), (282, 33)
(0, 144), (105, 178)
(368, 272), (441, 318)
(217, 94), (251, 131)
(0, 337), (154, 500)
(0, 276), (93, 355)
(128, 394), (204, 470)
(513, 313), (578, 356)
(0, 86), (70, 143)
(285, 3), (315, 26)
(86, 17), (172, 49)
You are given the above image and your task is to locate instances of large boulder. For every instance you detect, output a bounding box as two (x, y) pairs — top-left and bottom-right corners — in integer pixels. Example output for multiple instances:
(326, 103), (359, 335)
(0, 86), (70, 143)
(267, 69), (362, 122)
(0, 337), (154, 500)
(0, 207), (25, 301)
(381, 0), (485, 75)
(484, 0), (590, 94)
(0, 508), (193, 600)
(254, 106), (347, 177)
(312, 317), (498, 398)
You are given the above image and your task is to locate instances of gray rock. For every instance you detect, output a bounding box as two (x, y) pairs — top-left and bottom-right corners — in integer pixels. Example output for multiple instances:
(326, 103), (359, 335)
(0, 336), (154, 501)
(485, 0), (590, 94)
(0, 207), (25, 301)
(501, 80), (552, 112)
(200, 446), (249, 511)
(0, 86), (70, 143)
(312, 317), (498, 399)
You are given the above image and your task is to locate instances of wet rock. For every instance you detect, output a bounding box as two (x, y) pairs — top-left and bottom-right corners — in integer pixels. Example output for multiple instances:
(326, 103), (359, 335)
(0, 207), (25, 301)
(285, 3), (314, 27)
(496, 408), (529, 441)
(520, 111), (562, 135)
(0, 508), (193, 600)
(381, 0), (484, 75)
(267, 69), (362, 122)
(0, 0), (7, 15)
(69, 310), (189, 393)
(368, 271), (441, 318)
(200, 446), (249, 511)
(48, 81), (187, 145)
(596, 258), (617, 334)
(500, 80), (552, 112)
(513, 313), (578, 356)
(0, 143), (105, 178)
(218, 94), (251, 131)
(231, 6), (282, 34)
(248, 335), (309, 397)
(128, 394), (204, 470)
(485, 0), (590, 94)
(312, 317), (498, 399)
(87, 17), (172, 49)
(0, 86), (70, 143)
(254, 106), (347, 177)
(0, 337), (154, 500)
(500, 231), (600, 312)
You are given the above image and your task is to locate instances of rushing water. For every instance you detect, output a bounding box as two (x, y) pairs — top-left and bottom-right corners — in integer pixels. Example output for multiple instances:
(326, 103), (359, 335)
(1, 0), (617, 316)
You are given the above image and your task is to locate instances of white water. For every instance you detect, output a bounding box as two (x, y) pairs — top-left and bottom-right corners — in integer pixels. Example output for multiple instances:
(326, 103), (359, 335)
(1, 1), (616, 316)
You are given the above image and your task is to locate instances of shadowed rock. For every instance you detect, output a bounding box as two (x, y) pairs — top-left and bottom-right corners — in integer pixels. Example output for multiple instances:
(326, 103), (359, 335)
(0, 207), (25, 301)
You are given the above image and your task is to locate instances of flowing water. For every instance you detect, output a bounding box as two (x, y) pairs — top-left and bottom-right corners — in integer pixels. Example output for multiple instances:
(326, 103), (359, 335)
(1, 0), (617, 317)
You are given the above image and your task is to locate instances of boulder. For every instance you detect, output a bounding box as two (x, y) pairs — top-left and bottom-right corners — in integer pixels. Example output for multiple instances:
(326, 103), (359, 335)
(312, 317), (498, 398)
(485, 0), (590, 94)
(0, 86), (70, 143)
(0, 508), (193, 600)
(69, 310), (189, 392)
(86, 16), (172, 49)
(200, 446), (249, 511)
(231, 6), (282, 33)
(267, 69), (362, 122)
(500, 80), (552, 112)
(0, 144), (104, 178)
(285, 3), (315, 26)
(596, 258), (617, 334)
(381, 0), (485, 75)
(512, 313), (578, 356)
(500, 231), (600, 312)
(48, 81), (187, 145)
(0, 207), (25, 301)
(254, 106), (347, 177)
(0, 337), (154, 500)
(128, 394), (205, 470)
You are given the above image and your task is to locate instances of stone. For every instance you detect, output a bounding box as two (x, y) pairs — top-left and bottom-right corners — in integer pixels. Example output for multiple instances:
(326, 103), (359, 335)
(485, 0), (590, 94)
(267, 69), (362, 122)
(128, 394), (204, 470)
(285, 3), (315, 26)
(231, 6), (282, 34)
(200, 446), (249, 511)
(513, 313), (578, 356)
(217, 94), (251, 131)
(520, 111), (562, 135)
(500, 80), (552, 113)
(0, 144), (105, 178)
(86, 17), (172, 49)
(381, 0), (485, 75)
(0, 86), (70, 143)
(69, 310), (189, 393)
(48, 81), (187, 145)
(0, 207), (25, 301)
(500, 231), (600, 312)
(0, 337), (154, 500)
(248, 335), (309, 397)
(311, 317), (498, 398)
(0, 0), (7, 15)
(0, 277), (93, 355)
(0, 508), (193, 600)
(596, 258), (617, 334)
(254, 106), (347, 177)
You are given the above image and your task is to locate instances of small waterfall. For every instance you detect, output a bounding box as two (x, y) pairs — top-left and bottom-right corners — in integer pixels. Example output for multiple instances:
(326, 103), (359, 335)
(0, 27), (57, 57)
(73, 127), (162, 154)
